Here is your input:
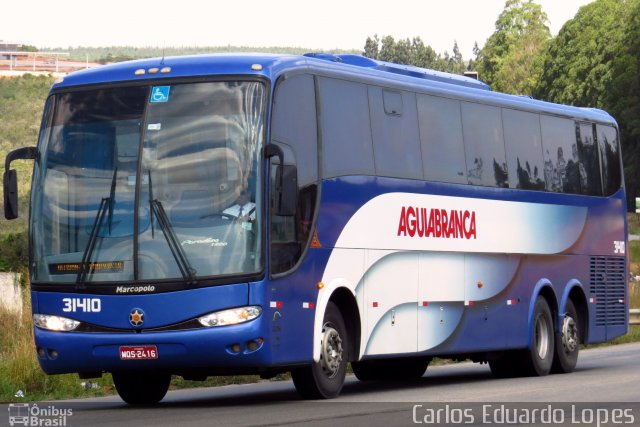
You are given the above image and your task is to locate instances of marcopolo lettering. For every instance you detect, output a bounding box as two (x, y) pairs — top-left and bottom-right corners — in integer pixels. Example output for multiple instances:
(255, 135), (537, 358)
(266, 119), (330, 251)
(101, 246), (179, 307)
(116, 285), (156, 294)
(397, 206), (477, 240)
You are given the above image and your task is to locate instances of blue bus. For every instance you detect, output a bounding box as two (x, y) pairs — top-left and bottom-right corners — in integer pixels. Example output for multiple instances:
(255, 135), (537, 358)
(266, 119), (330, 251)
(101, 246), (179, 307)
(3, 53), (628, 403)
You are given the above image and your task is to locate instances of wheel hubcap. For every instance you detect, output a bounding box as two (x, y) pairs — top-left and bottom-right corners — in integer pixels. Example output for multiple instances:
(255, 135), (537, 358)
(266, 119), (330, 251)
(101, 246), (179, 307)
(320, 323), (343, 378)
(534, 314), (550, 359)
(561, 315), (578, 353)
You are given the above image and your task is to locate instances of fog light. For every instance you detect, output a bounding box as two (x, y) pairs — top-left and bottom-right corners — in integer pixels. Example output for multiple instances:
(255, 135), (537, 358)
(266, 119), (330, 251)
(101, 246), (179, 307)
(246, 338), (264, 353)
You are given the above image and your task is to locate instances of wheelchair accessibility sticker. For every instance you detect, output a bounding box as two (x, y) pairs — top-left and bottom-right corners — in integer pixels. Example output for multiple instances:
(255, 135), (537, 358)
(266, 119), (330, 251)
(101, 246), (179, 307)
(150, 86), (171, 103)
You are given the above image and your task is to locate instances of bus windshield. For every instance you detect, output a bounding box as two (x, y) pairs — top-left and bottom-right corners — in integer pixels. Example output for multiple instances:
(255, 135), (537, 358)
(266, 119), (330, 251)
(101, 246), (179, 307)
(31, 80), (265, 284)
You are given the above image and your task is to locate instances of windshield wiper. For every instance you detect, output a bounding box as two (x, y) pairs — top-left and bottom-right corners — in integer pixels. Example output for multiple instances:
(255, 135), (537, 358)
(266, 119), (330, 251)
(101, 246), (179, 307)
(147, 171), (197, 286)
(75, 168), (118, 289)
(75, 198), (109, 289)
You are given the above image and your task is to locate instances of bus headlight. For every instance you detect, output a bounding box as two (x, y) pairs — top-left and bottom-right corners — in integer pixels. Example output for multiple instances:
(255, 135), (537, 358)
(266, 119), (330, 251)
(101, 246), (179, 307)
(33, 314), (81, 331)
(198, 306), (262, 327)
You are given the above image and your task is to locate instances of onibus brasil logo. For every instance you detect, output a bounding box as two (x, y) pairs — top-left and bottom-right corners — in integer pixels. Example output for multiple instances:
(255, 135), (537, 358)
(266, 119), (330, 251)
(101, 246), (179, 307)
(8, 403), (73, 426)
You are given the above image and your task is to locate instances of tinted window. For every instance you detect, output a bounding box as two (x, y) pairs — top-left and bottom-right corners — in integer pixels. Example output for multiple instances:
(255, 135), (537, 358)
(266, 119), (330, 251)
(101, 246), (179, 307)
(540, 115), (575, 193)
(368, 87), (423, 179)
(270, 74), (319, 275)
(417, 95), (467, 184)
(318, 78), (374, 178)
(272, 74), (318, 187)
(503, 109), (545, 190)
(574, 123), (602, 196)
(461, 102), (507, 187)
(598, 124), (622, 195)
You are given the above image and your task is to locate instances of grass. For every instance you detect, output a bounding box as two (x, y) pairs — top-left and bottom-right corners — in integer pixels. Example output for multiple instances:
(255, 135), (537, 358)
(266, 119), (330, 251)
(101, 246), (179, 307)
(628, 212), (640, 236)
(0, 75), (52, 238)
(0, 287), (114, 402)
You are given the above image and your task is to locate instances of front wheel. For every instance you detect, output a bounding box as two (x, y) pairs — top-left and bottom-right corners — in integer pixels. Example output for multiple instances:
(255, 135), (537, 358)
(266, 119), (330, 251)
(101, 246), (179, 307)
(292, 302), (348, 399)
(112, 372), (171, 405)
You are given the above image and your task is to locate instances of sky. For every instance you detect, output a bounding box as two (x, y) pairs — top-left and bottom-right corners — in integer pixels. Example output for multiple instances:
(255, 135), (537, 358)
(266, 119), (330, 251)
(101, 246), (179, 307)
(3, 0), (595, 58)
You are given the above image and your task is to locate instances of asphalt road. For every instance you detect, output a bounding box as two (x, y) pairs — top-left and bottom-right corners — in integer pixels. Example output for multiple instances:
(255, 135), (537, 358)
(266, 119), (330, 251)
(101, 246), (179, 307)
(3, 343), (640, 427)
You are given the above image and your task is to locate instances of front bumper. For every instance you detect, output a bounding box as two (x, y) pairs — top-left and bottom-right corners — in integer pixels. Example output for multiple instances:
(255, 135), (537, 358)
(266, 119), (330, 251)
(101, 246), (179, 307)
(34, 317), (269, 374)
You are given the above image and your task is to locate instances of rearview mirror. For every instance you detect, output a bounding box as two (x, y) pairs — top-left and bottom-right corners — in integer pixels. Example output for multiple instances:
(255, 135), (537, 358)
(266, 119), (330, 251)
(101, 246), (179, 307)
(3, 169), (18, 220)
(4, 146), (37, 220)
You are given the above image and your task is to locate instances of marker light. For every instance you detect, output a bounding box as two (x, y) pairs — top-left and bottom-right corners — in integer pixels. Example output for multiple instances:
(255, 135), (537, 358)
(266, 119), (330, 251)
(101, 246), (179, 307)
(198, 306), (262, 327)
(33, 314), (80, 332)
(251, 64), (263, 71)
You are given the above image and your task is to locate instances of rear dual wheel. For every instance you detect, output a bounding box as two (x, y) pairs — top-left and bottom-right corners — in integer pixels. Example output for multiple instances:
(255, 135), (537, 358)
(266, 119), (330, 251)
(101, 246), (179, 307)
(489, 297), (555, 378)
(552, 299), (580, 373)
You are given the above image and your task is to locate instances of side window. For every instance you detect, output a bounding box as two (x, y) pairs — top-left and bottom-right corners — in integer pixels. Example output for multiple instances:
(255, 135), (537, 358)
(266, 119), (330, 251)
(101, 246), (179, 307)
(417, 94), (467, 184)
(270, 74), (318, 275)
(503, 109), (545, 190)
(540, 115), (575, 193)
(598, 124), (622, 196)
(368, 87), (423, 179)
(318, 77), (374, 178)
(576, 122), (602, 196)
(461, 102), (507, 187)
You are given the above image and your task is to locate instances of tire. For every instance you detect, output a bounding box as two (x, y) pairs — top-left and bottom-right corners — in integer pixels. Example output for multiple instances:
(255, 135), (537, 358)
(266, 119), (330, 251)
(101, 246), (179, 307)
(521, 297), (555, 376)
(292, 302), (348, 399)
(352, 357), (430, 381)
(112, 372), (171, 405)
(551, 299), (580, 374)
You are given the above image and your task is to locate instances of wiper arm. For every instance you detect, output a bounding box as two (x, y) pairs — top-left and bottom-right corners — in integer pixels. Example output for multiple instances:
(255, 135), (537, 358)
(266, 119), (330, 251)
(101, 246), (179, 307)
(149, 198), (197, 286)
(75, 197), (109, 289)
(146, 170), (196, 285)
(107, 167), (118, 234)
(76, 169), (118, 289)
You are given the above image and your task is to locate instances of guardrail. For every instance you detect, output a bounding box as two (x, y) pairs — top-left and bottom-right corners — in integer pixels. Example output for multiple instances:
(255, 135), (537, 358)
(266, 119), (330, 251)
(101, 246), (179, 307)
(631, 309), (640, 326)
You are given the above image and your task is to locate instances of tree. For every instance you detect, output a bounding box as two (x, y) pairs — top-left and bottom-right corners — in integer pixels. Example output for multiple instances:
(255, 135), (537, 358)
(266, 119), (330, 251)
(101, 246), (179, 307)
(449, 41), (465, 75)
(534, 0), (626, 107)
(362, 35), (448, 71)
(18, 45), (38, 52)
(363, 35), (380, 59)
(534, 0), (639, 207)
(476, 0), (551, 94)
(379, 35), (398, 63)
(605, 0), (640, 206)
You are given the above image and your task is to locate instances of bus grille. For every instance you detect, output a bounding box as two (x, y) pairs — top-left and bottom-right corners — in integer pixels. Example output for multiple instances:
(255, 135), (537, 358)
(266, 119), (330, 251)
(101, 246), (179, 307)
(589, 257), (627, 326)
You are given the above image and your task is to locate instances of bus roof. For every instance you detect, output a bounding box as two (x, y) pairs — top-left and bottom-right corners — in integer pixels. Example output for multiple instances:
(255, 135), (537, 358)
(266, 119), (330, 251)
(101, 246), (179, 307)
(52, 53), (616, 126)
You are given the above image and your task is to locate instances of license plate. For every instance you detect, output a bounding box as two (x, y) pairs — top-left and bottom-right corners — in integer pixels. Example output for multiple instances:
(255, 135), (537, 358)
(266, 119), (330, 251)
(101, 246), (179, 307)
(119, 345), (158, 360)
